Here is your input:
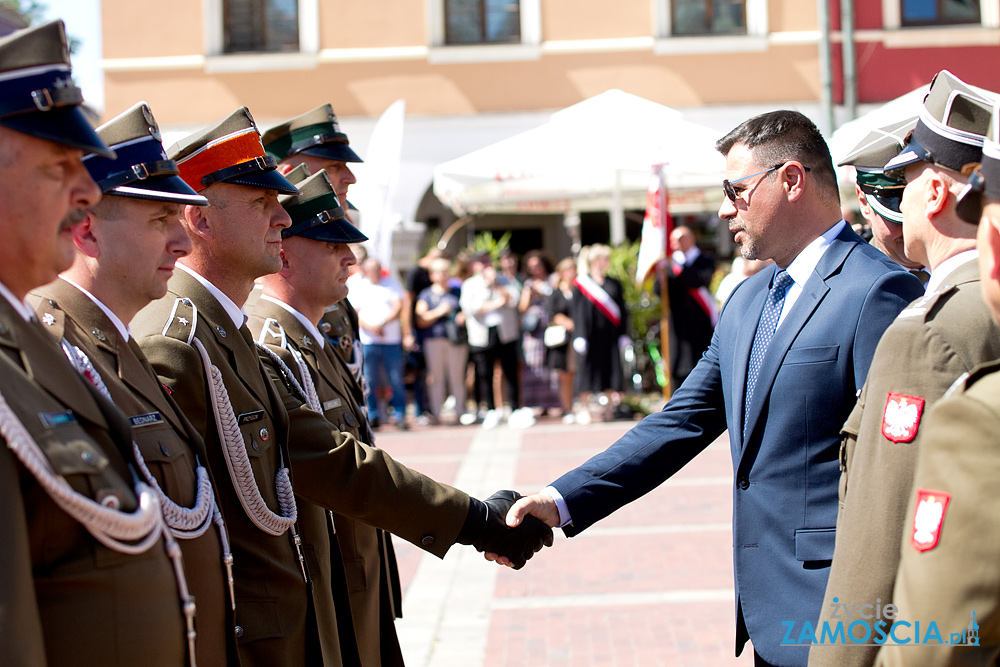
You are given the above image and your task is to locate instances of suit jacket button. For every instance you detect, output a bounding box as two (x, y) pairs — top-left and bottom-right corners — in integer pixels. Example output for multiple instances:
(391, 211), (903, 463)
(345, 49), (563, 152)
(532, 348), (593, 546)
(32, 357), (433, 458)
(420, 535), (435, 547)
(737, 476), (750, 490)
(234, 625), (244, 638)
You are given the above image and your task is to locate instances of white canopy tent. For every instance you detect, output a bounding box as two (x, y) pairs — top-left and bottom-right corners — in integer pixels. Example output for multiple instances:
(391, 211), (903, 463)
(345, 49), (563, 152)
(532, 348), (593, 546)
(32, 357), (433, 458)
(432, 89), (727, 243)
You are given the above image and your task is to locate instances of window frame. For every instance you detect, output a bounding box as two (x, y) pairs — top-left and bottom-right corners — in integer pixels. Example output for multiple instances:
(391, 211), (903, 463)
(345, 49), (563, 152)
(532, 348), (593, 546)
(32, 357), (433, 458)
(883, 0), (999, 29)
(427, 0), (541, 64)
(203, 0), (319, 72)
(652, 0), (769, 55)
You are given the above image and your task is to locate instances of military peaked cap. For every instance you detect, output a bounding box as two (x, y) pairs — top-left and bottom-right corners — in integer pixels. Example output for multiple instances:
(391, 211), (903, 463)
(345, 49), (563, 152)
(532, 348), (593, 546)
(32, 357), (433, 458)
(884, 70), (992, 180)
(839, 117), (917, 224)
(168, 107), (298, 194)
(262, 104), (362, 163)
(0, 20), (112, 157)
(957, 100), (1000, 223)
(279, 170), (367, 243)
(84, 102), (208, 205)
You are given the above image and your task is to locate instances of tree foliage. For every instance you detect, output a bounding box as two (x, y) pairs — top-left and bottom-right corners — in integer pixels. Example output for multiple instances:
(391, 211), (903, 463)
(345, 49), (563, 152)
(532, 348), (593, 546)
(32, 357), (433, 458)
(0, 0), (46, 25)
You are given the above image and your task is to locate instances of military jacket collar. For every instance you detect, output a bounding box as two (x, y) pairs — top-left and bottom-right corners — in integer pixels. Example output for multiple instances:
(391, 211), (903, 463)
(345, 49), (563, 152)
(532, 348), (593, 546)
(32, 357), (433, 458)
(33, 278), (193, 439)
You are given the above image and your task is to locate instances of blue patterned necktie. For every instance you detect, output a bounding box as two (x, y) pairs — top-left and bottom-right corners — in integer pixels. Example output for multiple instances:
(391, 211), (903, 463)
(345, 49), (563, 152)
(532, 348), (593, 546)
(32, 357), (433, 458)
(744, 270), (794, 431)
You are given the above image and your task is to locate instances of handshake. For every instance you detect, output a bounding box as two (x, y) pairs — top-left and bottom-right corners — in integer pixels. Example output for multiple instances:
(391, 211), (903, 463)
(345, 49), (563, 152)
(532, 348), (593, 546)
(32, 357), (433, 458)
(456, 490), (557, 569)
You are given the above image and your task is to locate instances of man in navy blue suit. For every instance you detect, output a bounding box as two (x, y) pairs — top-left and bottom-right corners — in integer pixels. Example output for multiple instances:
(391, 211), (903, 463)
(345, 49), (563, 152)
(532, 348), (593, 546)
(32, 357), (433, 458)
(496, 111), (924, 666)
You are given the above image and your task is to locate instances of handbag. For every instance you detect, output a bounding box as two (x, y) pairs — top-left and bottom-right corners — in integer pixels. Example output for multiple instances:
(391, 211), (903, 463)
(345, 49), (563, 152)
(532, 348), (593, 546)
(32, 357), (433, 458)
(543, 324), (568, 348)
(444, 318), (467, 345)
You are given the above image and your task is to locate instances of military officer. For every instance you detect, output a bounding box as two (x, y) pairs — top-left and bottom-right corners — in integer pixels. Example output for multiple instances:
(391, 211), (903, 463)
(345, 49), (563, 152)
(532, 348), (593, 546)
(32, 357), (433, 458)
(0, 22), (186, 667)
(130, 107), (553, 666)
(262, 106), (381, 404)
(261, 103), (361, 205)
(875, 96), (1000, 667)
(811, 71), (1000, 667)
(30, 102), (236, 666)
(266, 109), (407, 664)
(838, 117), (923, 271)
(249, 168), (406, 666)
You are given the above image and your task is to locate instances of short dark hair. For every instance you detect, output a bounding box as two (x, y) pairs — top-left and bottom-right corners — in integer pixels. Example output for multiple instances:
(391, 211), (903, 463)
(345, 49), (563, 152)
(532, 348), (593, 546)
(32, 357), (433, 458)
(716, 110), (839, 200)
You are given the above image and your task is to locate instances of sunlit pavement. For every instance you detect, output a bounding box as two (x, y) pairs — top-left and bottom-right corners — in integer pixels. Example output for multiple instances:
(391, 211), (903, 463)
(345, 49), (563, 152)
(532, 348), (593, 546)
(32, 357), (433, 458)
(376, 414), (753, 666)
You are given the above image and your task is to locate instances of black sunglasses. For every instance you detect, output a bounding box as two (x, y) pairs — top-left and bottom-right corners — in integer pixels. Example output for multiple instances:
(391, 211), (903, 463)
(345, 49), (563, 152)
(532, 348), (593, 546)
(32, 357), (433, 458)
(723, 163), (811, 202)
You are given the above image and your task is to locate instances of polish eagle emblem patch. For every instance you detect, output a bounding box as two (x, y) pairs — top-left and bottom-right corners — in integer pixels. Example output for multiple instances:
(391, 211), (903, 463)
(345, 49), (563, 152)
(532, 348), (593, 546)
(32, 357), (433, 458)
(911, 489), (950, 552)
(881, 392), (925, 443)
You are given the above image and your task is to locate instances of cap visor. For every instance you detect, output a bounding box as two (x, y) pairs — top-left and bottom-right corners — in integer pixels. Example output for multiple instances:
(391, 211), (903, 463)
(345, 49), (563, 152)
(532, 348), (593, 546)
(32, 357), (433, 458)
(298, 217), (368, 243)
(224, 168), (300, 195)
(955, 177), (984, 224)
(883, 135), (931, 179)
(1, 106), (114, 158)
(300, 143), (363, 163)
(868, 194), (904, 224)
(110, 174), (210, 206)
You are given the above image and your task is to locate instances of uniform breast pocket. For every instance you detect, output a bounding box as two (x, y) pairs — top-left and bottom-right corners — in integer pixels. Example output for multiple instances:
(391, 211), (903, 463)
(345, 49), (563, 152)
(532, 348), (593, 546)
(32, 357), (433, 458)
(237, 410), (275, 459)
(132, 417), (198, 505)
(322, 403), (359, 436)
(783, 345), (839, 366)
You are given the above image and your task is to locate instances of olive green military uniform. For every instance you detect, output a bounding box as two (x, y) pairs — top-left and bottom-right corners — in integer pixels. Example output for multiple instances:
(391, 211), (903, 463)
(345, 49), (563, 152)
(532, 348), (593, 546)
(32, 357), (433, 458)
(811, 259), (1000, 666)
(0, 294), (185, 667)
(322, 300), (406, 618)
(133, 270), (471, 665)
(132, 268), (351, 667)
(250, 296), (405, 667)
(30, 277), (233, 666)
(875, 360), (1000, 666)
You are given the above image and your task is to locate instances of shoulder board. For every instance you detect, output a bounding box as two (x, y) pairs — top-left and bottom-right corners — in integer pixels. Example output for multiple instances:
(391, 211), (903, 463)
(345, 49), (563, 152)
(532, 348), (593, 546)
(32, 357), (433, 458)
(896, 290), (940, 320)
(30, 296), (67, 340)
(960, 359), (1000, 392)
(161, 297), (197, 344)
(255, 317), (289, 350)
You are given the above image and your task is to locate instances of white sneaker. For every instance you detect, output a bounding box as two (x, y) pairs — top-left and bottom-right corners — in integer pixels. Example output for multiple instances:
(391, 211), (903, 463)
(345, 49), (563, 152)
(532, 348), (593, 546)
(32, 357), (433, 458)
(458, 412), (477, 426)
(561, 413), (576, 425)
(508, 407), (536, 429)
(575, 409), (592, 425)
(481, 409), (503, 430)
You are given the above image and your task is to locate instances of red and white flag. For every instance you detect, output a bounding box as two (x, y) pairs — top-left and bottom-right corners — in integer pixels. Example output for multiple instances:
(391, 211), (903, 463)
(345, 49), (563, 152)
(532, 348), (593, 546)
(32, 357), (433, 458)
(635, 163), (672, 286)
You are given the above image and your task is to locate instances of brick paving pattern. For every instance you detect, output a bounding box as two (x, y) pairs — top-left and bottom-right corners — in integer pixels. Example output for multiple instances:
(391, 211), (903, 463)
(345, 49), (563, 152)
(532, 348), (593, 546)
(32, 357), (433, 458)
(379, 416), (753, 666)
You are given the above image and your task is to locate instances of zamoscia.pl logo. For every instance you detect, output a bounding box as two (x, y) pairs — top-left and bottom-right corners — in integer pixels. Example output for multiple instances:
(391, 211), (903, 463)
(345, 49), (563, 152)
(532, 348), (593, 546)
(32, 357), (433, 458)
(781, 597), (980, 647)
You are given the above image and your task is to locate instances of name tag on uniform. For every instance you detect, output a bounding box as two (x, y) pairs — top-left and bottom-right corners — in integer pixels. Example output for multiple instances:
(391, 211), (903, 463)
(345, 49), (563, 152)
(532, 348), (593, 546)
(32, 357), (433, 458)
(130, 412), (164, 428)
(238, 410), (265, 425)
(38, 410), (76, 427)
(322, 398), (342, 412)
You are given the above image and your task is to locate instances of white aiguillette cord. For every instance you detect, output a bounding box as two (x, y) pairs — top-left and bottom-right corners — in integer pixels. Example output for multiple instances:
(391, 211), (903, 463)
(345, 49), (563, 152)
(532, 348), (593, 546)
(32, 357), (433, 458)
(0, 376), (202, 664)
(256, 338), (338, 538)
(192, 337), (308, 582)
(58, 340), (201, 662)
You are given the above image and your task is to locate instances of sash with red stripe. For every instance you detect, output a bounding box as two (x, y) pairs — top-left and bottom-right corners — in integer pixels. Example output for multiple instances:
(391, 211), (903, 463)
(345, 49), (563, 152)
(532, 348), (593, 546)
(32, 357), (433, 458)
(575, 275), (621, 328)
(671, 262), (719, 326)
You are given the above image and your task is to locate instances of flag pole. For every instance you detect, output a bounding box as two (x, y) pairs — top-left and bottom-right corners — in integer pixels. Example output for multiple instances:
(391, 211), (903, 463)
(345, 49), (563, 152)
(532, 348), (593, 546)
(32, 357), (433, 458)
(659, 165), (673, 401)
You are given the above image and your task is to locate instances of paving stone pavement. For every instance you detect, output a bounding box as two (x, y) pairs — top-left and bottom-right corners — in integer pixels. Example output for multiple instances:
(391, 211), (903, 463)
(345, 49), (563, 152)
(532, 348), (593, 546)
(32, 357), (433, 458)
(376, 416), (755, 667)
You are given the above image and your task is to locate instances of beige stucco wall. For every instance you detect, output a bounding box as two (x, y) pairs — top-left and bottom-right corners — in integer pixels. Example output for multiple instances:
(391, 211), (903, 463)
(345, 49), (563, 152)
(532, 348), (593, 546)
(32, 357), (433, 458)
(101, 0), (823, 125)
(102, 0), (203, 58)
(322, 0), (426, 48)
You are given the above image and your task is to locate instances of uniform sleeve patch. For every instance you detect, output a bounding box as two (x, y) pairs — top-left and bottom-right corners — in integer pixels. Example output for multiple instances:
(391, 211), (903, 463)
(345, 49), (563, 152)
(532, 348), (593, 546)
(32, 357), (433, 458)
(881, 392), (925, 443)
(911, 489), (950, 552)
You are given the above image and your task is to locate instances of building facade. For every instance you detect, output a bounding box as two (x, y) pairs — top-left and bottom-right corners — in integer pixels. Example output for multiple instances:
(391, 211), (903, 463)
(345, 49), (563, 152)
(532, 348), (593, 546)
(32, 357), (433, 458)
(98, 0), (1000, 263)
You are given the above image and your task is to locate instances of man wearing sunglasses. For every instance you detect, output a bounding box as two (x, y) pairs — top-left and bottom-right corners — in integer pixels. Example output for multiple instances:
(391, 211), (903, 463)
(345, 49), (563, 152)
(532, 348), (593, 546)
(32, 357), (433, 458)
(838, 118), (924, 272)
(811, 70), (1000, 667)
(501, 110), (924, 666)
